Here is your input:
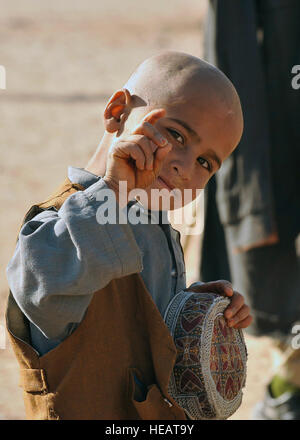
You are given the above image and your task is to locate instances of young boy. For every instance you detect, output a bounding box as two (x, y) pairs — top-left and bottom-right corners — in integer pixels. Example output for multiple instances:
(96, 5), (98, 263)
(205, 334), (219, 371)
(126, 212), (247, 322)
(6, 51), (252, 420)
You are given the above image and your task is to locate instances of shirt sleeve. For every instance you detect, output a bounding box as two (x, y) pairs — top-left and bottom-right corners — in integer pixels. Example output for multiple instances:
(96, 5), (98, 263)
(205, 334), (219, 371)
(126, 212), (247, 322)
(6, 177), (143, 341)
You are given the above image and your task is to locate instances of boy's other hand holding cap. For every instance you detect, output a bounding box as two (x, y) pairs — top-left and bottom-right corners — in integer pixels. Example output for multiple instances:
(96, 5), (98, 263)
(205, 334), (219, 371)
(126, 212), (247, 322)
(185, 280), (253, 329)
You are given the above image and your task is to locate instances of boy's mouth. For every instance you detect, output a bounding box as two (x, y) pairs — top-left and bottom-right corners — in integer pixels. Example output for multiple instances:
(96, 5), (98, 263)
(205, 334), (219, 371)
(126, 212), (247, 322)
(157, 176), (175, 191)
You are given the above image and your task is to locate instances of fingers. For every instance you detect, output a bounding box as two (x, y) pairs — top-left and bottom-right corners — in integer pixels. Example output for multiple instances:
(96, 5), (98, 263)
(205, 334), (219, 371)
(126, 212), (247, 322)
(131, 108), (173, 176)
(227, 304), (251, 328)
(186, 280), (234, 297)
(113, 141), (147, 171)
(128, 135), (157, 171)
(232, 315), (253, 329)
(224, 291), (244, 319)
(142, 108), (166, 126)
(105, 107), (172, 191)
(214, 280), (234, 297)
(224, 291), (252, 328)
(133, 109), (168, 148)
(115, 135), (166, 171)
(184, 279), (253, 330)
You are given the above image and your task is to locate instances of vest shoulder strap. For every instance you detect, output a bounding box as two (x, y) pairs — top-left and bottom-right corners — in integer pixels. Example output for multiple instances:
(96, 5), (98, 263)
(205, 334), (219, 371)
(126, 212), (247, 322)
(6, 177), (85, 359)
(22, 177), (85, 227)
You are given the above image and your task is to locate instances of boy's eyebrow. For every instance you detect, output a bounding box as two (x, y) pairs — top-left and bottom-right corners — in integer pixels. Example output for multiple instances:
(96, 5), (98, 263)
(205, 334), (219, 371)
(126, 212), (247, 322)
(168, 117), (201, 143)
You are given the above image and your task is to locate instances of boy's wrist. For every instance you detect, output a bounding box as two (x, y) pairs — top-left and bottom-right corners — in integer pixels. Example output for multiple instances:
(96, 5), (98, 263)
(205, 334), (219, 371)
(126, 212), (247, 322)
(103, 176), (119, 196)
(103, 176), (128, 209)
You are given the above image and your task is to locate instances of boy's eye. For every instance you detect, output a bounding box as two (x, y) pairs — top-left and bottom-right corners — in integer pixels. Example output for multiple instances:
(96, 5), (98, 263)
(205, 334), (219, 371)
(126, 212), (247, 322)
(197, 157), (211, 171)
(167, 128), (185, 145)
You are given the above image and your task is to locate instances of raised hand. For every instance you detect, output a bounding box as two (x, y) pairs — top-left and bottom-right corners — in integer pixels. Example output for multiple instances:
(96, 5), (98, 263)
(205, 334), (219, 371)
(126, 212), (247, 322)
(103, 108), (172, 197)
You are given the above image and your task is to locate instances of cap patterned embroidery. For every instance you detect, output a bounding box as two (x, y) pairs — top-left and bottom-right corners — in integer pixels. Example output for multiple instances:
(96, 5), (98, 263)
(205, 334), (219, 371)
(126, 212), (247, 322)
(164, 288), (247, 419)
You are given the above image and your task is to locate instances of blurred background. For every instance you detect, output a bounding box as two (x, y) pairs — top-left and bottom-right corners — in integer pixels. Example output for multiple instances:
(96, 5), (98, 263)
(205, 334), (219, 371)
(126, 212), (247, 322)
(0, 0), (276, 419)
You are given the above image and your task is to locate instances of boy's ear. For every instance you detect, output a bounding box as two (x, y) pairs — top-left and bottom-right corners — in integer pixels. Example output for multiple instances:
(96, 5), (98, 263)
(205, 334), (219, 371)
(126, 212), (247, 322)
(103, 88), (131, 133)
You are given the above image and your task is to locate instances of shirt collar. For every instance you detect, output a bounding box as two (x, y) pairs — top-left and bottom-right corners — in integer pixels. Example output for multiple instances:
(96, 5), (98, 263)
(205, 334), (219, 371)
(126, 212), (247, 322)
(68, 166), (100, 189)
(131, 200), (170, 226)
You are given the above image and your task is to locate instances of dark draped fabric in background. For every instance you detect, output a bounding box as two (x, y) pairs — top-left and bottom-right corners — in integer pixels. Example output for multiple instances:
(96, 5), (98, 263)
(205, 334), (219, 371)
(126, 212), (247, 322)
(200, 0), (300, 339)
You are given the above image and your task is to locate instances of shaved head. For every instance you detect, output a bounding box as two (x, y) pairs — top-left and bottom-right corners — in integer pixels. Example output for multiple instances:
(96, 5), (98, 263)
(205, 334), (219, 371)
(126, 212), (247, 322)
(124, 51), (242, 120)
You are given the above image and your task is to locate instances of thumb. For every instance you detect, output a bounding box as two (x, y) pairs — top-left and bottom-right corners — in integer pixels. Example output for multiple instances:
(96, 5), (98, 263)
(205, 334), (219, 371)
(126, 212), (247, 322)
(143, 108), (166, 126)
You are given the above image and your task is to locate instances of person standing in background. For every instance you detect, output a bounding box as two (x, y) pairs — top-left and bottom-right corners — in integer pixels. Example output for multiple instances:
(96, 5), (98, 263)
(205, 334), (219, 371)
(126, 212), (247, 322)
(201, 0), (300, 419)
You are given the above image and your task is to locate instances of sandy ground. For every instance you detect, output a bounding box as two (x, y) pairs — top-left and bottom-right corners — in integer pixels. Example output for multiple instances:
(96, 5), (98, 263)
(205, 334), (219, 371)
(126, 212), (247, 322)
(0, 0), (276, 420)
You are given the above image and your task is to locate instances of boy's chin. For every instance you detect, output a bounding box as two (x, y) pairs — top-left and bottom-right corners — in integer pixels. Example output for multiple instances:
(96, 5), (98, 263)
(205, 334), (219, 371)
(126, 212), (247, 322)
(137, 195), (189, 212)
(135, 184), (198, 212)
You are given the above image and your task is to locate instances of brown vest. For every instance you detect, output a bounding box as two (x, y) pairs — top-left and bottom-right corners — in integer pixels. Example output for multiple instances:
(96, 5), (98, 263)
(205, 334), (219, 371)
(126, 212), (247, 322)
(6, 178), (186, 420)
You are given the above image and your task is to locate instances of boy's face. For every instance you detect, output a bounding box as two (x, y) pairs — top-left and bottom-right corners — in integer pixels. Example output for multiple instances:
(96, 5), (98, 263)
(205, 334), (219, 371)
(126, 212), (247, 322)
(123, 90), (243, 211)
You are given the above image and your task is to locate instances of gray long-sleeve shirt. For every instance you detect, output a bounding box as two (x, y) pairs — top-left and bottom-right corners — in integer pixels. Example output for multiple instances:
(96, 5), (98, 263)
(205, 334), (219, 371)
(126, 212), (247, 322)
(6, 167), (187, 355)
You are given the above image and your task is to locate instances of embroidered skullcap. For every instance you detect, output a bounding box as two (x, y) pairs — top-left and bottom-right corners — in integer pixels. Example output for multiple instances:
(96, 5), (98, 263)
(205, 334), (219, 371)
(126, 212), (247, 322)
(164, 286), (247, 419)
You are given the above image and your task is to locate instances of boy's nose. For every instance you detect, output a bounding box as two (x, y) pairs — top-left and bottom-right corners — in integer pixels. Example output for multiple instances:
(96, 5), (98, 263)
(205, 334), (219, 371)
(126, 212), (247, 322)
(171, 159), (193, 182)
